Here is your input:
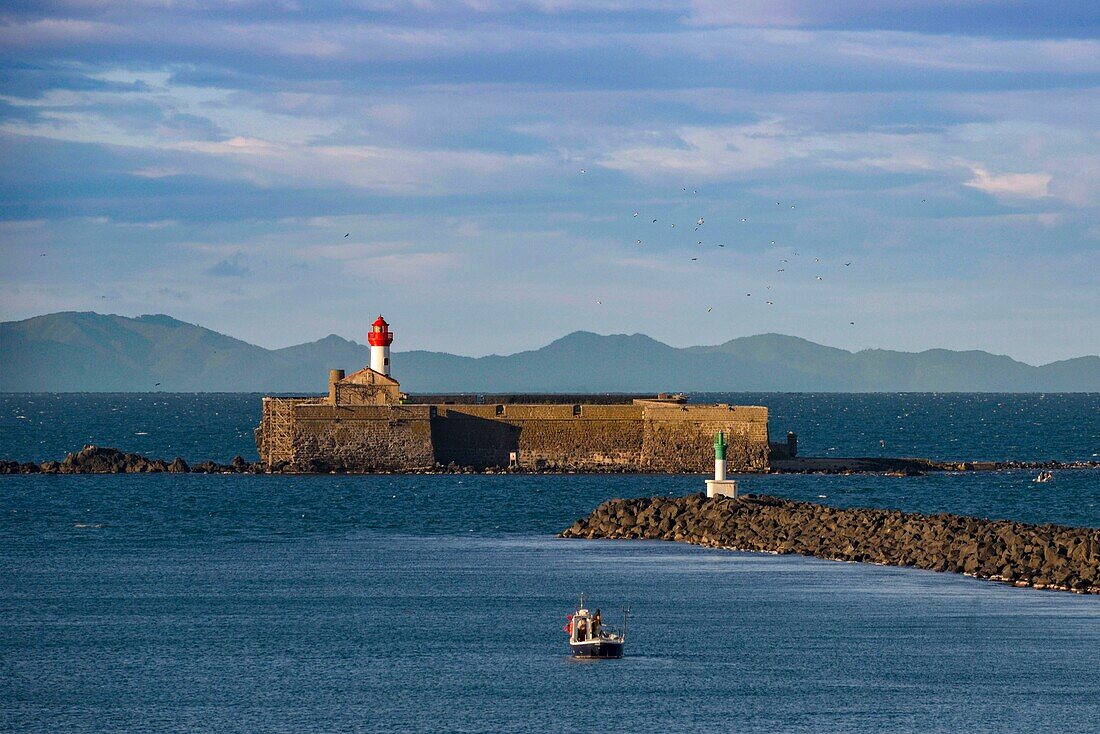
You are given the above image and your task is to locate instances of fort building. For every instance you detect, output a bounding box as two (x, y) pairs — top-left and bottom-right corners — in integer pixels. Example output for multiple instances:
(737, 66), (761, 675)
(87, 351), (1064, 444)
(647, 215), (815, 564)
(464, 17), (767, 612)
(254, 315), (777, 473)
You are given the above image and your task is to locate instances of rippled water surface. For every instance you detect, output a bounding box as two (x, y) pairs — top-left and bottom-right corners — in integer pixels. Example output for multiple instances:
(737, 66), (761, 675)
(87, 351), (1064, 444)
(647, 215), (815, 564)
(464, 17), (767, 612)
(1, 394), (1099, 732)
(3, 392), (1098, 464)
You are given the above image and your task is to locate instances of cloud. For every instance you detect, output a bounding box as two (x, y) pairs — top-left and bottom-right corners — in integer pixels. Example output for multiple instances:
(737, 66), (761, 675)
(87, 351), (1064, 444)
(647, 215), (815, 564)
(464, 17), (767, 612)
(684, 0), (1100, 38)
(1, 0), (1097, 362)
(298, 240), (461, 282)
(964, 167), (1051, 199)
(170, 135), (552, 193)
(157, 287), (190, 300)
(203, 257), (251, 277)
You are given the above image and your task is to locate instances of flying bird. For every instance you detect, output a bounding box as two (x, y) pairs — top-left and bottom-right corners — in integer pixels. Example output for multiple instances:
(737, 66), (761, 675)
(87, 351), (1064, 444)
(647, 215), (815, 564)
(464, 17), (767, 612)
(740, 217), (748, 222)
(845, 262), (851, 266)
(707, 307), (713, 312)
(777, 268), (785, 272)
(815, 276), (823, 280)
(154, 382), (161, 386)
(344, 233), (350, 238)
(850, 321), (855, 325)
(696, 218), (704, 226)
(653, 218), (658, 223)
(670, 223), (675, 228)
(691, 257), (698, 261)
(633, 212), (639, 218)
(595, 299), (602, 304)
(766, 300), (774, 305)
(718, 244), (725, 247)
(580, 169), (586, 173)
(635, 240), (642, 245)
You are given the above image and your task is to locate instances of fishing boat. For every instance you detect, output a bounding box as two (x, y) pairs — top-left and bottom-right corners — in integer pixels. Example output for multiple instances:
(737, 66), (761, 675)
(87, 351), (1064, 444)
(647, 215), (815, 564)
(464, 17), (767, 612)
(564, 595), (626, 659)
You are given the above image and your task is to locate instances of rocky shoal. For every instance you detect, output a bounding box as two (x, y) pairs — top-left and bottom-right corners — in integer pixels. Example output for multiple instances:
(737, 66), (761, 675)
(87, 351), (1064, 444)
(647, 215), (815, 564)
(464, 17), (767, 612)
(559, 493), (1100, 595)
(0, 445), (263, 475)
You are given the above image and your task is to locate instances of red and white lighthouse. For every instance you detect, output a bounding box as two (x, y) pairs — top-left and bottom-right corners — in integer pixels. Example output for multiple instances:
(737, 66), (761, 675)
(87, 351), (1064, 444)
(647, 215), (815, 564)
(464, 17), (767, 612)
(368, 315), (394, 376)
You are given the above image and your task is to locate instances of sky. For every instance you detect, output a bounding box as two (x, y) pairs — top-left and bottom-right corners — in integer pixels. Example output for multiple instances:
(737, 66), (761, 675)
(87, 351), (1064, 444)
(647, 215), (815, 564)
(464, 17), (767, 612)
(1, 1), (1098, 364)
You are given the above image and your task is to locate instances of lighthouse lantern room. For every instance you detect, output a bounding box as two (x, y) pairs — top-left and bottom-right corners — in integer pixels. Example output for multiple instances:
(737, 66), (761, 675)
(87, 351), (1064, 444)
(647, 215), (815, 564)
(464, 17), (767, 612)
(368, 315), (394, 376)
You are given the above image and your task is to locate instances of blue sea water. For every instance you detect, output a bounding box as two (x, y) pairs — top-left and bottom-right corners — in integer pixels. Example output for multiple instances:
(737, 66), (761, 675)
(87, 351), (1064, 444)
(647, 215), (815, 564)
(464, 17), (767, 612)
(2, 392), (1099, 464)
(1, 394), (1099, 733)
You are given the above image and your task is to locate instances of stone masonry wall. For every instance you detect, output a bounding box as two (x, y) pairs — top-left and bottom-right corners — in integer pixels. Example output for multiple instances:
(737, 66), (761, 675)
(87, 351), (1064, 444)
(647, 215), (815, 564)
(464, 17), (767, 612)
(258, 400), (771, 472)
(279, 403), (435, 471)
(642, 405), (770, 472)
(431, 404), (645, 469)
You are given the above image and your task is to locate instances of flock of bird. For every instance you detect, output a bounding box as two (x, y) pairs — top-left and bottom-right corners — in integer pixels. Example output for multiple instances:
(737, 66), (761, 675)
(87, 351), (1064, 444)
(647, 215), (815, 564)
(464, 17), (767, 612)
(331, 170), (934, 329)
(582, 174), (897, 326)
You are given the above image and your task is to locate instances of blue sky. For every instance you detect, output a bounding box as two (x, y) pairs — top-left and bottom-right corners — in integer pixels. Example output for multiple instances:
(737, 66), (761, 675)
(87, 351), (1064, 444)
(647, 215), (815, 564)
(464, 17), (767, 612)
(1, 1), (1098, 363)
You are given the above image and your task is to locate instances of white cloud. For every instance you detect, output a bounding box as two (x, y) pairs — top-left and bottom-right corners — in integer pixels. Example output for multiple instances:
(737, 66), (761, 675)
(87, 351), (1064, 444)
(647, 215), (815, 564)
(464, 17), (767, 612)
(964, 167), (1051, 199)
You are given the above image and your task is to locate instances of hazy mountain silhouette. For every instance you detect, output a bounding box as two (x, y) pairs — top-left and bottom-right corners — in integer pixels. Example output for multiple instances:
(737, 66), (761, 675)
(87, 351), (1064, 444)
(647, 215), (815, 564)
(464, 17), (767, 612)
(2, 312), (1097, 392)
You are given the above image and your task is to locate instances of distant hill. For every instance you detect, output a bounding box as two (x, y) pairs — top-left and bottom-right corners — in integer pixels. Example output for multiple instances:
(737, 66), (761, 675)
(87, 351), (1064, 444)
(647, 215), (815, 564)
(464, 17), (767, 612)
(1, 312), (1097, 392)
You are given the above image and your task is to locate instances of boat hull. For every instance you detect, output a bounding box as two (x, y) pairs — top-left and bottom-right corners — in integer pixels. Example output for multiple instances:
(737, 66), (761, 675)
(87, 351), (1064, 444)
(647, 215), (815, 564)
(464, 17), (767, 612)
(569, 640), (624, 659)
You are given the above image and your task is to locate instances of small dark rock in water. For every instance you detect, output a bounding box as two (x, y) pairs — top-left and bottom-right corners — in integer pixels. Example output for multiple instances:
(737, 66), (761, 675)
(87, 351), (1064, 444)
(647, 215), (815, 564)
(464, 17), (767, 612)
(56, 445), (166, 474)
(167, 457), (190, 473)
(559, 494), (1100, 595)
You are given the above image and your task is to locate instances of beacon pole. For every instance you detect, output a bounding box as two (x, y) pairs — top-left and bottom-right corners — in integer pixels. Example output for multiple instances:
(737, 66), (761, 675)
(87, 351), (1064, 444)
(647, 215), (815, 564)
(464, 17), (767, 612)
(714, 431), (727, 482)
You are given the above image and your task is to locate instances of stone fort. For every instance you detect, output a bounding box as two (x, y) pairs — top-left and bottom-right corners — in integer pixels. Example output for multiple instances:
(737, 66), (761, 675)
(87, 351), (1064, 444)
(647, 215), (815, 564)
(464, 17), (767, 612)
(254, 316), (782, 473)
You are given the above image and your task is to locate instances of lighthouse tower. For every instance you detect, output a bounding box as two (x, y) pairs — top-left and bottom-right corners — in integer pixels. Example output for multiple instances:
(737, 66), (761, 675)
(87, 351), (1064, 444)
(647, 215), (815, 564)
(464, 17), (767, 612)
(368, 315), (394, 376)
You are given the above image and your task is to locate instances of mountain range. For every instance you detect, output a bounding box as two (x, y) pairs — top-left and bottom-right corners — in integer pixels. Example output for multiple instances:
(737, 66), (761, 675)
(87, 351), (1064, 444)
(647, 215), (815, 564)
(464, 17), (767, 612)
(2, 312), (1097, 393)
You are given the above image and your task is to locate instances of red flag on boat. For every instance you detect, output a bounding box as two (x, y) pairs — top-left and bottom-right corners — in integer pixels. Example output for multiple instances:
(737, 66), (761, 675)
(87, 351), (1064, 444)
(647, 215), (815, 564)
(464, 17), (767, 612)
(563, 614), (573, 634)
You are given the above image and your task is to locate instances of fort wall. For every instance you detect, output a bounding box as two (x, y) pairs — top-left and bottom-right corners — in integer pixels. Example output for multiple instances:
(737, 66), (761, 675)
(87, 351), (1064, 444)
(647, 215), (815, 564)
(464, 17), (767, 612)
(432, 404), (646, 469)
(257, 398), (771, 472)
(642, 406), (769, 472)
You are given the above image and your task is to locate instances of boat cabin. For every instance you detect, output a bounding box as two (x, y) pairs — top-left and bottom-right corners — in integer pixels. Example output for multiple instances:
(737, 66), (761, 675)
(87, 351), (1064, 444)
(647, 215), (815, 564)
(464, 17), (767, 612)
(569, 606), (604, 644)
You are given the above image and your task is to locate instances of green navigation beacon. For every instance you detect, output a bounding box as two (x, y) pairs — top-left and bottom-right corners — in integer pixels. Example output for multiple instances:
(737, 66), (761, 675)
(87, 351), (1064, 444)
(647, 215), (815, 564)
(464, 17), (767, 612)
(714, 431), (727, 461)
(706, 430), (737, 498)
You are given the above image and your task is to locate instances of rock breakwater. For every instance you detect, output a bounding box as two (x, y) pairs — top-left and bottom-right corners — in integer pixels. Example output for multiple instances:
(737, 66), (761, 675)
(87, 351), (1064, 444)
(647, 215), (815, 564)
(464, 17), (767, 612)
(560, 494), (1100, 594)
(3, 446), (1098, 476)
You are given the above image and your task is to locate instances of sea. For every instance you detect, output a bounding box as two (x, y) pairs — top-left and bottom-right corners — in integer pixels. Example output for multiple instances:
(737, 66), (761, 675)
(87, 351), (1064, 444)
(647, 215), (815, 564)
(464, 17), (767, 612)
(1, 393), (1098, 733)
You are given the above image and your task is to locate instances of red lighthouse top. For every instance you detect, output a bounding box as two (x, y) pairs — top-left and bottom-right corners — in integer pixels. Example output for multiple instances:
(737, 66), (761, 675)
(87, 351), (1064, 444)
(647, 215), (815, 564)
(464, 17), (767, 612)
(368, 315), (393, 346)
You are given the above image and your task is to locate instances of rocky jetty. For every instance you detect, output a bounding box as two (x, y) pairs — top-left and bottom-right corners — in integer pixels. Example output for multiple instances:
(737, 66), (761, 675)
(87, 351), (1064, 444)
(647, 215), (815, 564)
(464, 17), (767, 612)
(770, 457), (1100, 475)
(2, 446), (1098, 476)
(560, 494), (1100, 594)
(0, 445), (264, 475)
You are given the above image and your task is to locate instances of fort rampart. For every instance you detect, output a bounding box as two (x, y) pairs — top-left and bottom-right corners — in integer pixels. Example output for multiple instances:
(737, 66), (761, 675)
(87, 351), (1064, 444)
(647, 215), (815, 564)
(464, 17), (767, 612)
(255, 398), (770, 473)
